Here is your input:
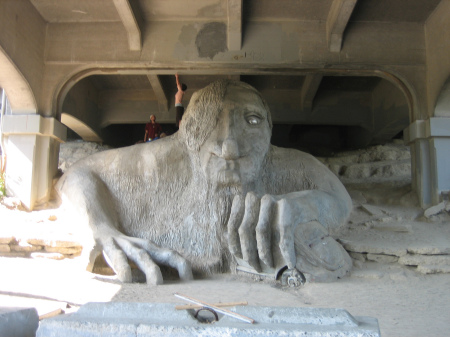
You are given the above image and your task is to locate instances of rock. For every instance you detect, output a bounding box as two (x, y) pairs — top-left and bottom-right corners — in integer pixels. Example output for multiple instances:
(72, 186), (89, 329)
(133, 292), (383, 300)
(398, 254), (450, 266)
(352, 260), (364, 269)
(10, 242), (43, 252)
(367, 253), (399, 264)
(407, 246), (450, 255)
(342, 241), (408, 257)
(31, 252), (65, 260)
(0, 251), (28, 257)
(0, 244), (11, 252)
(424, 202), (446, 218)
(27, 236), (82, 248)
(45, 246), (82, 255)
(349, 252), (366, 262)
(360, 204), (385, 217)
(417, 264), (450, 274)
(0, 236), (14, 244)
(1, 197), (23, 209)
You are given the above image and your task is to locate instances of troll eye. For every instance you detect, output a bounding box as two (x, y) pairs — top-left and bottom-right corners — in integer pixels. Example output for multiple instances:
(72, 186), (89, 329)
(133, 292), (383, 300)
(246, 116), (261, 125)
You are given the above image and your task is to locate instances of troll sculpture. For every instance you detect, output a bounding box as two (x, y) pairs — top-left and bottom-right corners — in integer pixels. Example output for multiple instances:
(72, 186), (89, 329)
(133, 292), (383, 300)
(57, 80), (352, 285)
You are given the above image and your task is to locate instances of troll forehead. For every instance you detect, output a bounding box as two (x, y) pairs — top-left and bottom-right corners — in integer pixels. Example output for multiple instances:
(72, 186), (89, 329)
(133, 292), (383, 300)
(180, 80), (272, 151)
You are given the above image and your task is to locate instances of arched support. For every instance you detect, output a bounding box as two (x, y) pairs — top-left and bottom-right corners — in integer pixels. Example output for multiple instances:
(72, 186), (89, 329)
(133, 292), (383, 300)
(0, 48), (65, 209)
(61, 113), (103, 142)
(0, 46), (37, 114)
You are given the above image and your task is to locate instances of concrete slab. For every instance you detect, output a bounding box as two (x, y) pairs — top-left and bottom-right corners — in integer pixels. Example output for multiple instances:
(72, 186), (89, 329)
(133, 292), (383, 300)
(0, 307), (39, 337)
(37, 302), (380, 337)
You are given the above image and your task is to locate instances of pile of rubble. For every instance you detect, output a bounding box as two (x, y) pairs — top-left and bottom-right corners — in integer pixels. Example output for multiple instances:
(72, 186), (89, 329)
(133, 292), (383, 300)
(0, 197), (83, 261)
(319, 140), (450, 275)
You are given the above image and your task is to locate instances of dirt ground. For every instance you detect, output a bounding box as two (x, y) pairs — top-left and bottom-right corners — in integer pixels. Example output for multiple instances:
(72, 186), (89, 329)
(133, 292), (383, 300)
(1, 251), (449, 336)
(1, 141), (450, 336)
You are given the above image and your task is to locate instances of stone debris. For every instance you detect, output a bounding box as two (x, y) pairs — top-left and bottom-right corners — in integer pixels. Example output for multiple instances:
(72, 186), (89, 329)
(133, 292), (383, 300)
(0, 236), (14, 244)
(31, 252), (65, 260)
(398, 254), (450, 266)
(320, 142), (411, 185)
(340, 239), (408, 258)
(366, 253), (399, 264)
(1, 197), (24, 210)
(417, 264), (450, 274)
(0, 244), (11, 252)
(424, 201), (447, 218)
(349, 252), (366, 262)
(59, 141), (111, 172)
(44, 246), (82, 255)
(27, 237), (82, 249)
(10, 242), (43, 252)
(0, 232), (83, 260)
(407, 246), (450, 255)
(361, 204), (385, 217)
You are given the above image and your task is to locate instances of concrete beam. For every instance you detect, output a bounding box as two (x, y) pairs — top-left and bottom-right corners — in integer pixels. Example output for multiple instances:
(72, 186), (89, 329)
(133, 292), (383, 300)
(61, 113), (102, 142)
(300, 74), (323, 112)
(227, 0), (242, 51)
(0, 47), (37, 114)
(112, 0), (141, 51)
(147, 75), (169, 112)
(326, 0), (358, 52)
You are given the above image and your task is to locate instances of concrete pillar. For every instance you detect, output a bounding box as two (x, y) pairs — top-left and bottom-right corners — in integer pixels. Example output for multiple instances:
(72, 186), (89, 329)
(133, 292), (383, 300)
(405, 117), (450, 207)
(2, 114), (66, 210)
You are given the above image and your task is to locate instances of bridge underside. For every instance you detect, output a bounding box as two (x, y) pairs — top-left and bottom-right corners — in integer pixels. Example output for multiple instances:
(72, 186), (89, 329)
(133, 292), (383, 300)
(0, 0), (449, 209)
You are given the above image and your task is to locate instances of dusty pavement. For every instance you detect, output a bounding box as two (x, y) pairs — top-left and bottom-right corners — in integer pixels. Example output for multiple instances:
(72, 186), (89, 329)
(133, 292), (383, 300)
(1, 140), (450, 337)
(1, 253), (449, 337)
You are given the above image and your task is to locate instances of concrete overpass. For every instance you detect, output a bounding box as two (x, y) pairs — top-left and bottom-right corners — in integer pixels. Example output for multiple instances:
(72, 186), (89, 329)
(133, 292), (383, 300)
(0, 0), (449, 209)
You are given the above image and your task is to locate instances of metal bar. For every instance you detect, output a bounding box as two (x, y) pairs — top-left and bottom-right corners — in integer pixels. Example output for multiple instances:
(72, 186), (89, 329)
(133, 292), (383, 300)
(175, 301), (248, 310)
(174, 293), (255, 324)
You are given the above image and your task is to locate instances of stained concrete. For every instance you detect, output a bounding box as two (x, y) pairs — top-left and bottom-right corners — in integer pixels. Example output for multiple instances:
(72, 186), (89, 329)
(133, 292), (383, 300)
(36, 302), (380, 337)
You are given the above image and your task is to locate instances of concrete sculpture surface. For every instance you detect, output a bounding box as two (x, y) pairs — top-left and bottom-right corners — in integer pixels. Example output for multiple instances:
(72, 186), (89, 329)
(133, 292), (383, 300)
(56, 80), (353, 285)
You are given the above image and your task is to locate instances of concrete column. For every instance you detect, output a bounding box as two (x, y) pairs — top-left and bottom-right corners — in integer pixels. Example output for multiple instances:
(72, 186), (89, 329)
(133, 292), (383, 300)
(405, 117), (450, 207)
(2, 115), (66, 210)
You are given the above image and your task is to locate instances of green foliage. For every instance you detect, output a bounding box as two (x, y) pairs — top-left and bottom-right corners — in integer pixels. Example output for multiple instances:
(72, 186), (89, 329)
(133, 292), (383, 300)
(0, 171), (5, 200)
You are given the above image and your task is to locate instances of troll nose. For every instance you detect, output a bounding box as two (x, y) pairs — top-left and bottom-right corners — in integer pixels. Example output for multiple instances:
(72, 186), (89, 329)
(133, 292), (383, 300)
(221, 138), (240, 160)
